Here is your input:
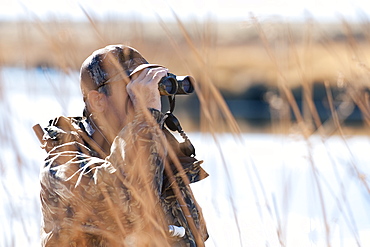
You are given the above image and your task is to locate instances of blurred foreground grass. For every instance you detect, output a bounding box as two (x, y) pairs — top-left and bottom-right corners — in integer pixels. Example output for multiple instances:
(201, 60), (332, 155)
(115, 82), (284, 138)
(1, 13), (370, 247)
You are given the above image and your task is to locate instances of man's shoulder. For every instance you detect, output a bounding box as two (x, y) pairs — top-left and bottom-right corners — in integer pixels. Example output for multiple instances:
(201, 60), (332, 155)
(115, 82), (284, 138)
(41, 116), (91, 151)
(44, 116), (88, 138)
(46, 116), (85, 128)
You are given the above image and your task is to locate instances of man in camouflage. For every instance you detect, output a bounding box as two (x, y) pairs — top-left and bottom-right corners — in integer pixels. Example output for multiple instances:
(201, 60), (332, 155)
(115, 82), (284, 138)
(39, 45), (208, 246)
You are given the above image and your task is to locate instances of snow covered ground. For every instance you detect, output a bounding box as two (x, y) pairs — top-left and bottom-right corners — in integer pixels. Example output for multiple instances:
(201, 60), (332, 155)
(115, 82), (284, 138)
(1, 67), (370, 247)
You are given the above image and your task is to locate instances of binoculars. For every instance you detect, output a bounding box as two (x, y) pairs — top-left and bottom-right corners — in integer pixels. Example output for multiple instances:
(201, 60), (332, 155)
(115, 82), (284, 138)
(158, 73), (194, 96)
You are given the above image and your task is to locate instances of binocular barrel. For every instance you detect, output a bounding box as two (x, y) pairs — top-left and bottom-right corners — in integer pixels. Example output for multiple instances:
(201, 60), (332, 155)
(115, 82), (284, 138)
(158, 73), (195, 96)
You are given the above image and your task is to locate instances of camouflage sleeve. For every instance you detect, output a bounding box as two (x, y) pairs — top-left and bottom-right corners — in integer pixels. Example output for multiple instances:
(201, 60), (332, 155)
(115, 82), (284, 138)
(40, 109), (169, 247)
(107, 108), (166, 197)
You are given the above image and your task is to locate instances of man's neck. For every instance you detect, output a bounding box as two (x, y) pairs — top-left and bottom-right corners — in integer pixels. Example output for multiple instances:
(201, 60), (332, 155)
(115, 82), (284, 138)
(92, 130), (111, 155)
(88, 117), (112, 155)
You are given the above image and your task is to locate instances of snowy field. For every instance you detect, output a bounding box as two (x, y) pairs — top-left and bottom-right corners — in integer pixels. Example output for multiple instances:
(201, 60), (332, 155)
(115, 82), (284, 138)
(1, 67), (370, 247)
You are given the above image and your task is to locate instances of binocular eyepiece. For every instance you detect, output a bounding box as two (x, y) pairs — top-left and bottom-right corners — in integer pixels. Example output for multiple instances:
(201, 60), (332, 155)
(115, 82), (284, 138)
(158, 73), (195, 96)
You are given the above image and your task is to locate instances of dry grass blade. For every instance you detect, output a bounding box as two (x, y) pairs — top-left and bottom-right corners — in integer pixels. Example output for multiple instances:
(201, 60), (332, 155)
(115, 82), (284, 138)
(2, 5), (370, 247)
(156, 10), (242, 135)
(251, 15), (310, 138)
(155, 10), (247, 246)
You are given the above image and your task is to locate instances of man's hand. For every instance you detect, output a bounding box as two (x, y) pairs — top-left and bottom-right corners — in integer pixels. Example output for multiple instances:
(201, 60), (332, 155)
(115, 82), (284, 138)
(127, 67), (168, 111)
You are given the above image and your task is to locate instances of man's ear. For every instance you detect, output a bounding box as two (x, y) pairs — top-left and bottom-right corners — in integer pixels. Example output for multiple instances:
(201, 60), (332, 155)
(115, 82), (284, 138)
(86, 90), (106, 113)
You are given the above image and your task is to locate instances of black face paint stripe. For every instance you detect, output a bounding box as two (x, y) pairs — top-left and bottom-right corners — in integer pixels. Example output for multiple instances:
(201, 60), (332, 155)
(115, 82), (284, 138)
(125, 96), (130, 116)
(87, 53), (108, 88)
(129, 47), (134, 61)
(115, 46), (133, 77)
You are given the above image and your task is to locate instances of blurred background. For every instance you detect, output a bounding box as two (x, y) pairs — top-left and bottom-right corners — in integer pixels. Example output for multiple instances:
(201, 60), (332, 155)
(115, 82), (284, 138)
(1, 0), (370, 246)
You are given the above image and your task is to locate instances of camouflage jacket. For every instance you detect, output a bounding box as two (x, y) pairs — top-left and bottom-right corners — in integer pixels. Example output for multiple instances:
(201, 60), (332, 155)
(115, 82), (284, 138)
(39, 110), (208, 247)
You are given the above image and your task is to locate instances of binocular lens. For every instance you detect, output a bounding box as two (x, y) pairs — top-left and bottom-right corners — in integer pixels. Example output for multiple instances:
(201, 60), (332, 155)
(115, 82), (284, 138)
(159, 77), (178, 95)
(158, 74), (194, 96)
(177, 76), (194, 94)
(182, 80), (191, 92)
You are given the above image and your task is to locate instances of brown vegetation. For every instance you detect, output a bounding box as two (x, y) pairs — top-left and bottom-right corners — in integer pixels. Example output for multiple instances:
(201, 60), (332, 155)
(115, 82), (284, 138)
(1, 19), (369, 92)
(2, 15), (370, 247)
